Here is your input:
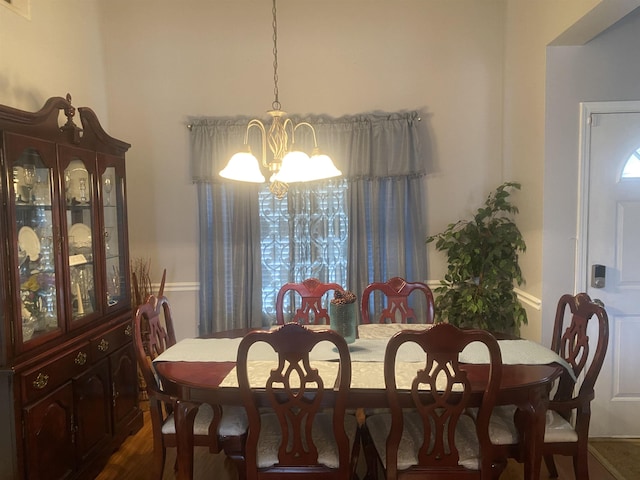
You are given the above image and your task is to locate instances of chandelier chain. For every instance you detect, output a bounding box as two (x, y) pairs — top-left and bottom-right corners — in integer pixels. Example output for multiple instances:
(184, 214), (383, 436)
(272, 0), (281, 111)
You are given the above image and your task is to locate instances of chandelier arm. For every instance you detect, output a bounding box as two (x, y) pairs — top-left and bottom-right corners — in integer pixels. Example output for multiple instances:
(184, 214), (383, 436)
(282, 117), (294, 143)
(246, 119), (268, 167)
(292, 122), (320, 148)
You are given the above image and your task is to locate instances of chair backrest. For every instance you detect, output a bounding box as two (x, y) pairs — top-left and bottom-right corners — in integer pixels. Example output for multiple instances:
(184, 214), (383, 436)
(361, 276), (434, 324)
(133, 294), (177, 393)
(275, 278), (345, 325)
(550, 292), (609, 406)
(237, 323), (352, 478)
(384, 323), (502, 478)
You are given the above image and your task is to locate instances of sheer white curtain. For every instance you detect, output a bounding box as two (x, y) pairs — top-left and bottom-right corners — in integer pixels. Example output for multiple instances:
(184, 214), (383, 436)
(189, 112), (427, 334)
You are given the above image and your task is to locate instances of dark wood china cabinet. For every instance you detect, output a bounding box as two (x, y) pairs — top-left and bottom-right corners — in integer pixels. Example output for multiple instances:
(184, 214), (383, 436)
(0, 95), (142, 479)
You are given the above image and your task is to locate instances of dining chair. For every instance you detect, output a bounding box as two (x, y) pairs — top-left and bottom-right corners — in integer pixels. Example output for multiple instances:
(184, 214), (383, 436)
(359, 278), (434, 477)
(488, 292), (609, 480)
(365, 323), (505, 480)
(133, 294), (249, 480)
(360, 277), (434, 324)
(236, 322), (359, 480)
(275, 277), (345, 325)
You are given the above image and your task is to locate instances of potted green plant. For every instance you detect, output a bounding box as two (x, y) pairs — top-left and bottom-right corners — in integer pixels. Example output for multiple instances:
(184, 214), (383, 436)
(426, 182), (527, 335)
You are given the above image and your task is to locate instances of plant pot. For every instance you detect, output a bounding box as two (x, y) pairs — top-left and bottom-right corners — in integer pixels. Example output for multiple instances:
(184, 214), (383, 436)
(329, 302), (357, 344)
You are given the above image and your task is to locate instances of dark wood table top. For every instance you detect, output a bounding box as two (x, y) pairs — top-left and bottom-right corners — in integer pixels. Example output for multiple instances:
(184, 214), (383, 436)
(155, 359), (562, 407)
(154, 327), (564, 408)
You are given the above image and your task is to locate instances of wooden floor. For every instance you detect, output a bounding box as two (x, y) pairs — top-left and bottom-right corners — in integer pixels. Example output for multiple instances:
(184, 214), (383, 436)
(97, 406), (618, 480)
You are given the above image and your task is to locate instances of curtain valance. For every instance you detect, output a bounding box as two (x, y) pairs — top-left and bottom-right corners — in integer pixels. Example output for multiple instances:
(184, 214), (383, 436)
(189, 111), (425, 183)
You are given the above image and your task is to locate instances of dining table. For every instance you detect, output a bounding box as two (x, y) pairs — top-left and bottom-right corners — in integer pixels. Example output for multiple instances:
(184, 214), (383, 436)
(153, 323), (568, 480)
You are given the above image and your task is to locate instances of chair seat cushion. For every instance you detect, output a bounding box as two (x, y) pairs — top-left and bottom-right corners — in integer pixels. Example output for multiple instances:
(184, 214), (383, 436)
(218, 405), (249, 436)
(488, 405), (579, 445)
(256, 411), (358, 469)
(162, 403), (248, 437)
(544, 410), (579, 443)
(365, 410), (480, 471)
(487, 405), (519, 445)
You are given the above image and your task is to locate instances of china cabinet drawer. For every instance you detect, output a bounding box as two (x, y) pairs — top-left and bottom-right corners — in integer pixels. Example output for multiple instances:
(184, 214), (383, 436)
(21, 343), (92, 403)
(91, 321), (133, 360)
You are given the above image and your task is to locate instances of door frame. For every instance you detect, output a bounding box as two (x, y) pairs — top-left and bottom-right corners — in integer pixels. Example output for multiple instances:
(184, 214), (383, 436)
(575, 101), (640, 291)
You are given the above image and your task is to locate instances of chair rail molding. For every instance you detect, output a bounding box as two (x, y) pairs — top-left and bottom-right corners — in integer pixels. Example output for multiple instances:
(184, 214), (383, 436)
(151, 282), (199, 293)
(426, 281), (541, 311)
(514, 288), (541, 310)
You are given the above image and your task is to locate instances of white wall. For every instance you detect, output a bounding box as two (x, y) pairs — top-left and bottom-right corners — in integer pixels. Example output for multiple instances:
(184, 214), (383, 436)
(0, 0), (108, 120)
(543, 5), (640, 345)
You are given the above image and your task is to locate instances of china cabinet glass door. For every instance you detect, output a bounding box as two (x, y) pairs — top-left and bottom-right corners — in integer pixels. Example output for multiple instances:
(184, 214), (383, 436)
(100, 156), (128, 311)
(60, 146), (99, 327)
(8, 135), (61, 345)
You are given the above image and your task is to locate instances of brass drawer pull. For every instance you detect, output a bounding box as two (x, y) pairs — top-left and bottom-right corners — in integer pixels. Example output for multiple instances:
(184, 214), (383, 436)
(75, 351), (87, 365)
(98, 339), (109, 352)
(33, 373), (49, 390)
(124, 324), (132, 337)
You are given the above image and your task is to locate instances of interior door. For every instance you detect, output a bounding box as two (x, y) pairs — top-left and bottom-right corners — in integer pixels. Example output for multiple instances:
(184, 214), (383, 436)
(583, 105), (640, 437)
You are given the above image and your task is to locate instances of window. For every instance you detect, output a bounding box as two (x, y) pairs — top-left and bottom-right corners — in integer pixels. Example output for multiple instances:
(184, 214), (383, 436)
(259, 180), (348, 322)
(622, 148), (640, 178)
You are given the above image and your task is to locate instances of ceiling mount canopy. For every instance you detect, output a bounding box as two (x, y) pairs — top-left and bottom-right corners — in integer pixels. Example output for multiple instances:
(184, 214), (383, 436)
(219, 0), (341, 199)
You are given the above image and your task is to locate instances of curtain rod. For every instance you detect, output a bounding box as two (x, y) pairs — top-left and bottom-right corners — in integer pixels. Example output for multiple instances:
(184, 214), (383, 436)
(186, 112), (422, 131)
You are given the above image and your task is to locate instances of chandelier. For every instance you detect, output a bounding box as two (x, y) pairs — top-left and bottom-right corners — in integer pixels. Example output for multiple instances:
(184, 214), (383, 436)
(219, 0), (341, 199)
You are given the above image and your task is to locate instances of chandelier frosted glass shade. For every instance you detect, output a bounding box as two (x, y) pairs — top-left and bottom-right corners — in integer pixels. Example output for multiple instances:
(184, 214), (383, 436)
(273, 151), (342, 183)
(219, 151), (266, 183)
(309, 152), (342, 180)
(271, 150), (311, 183)
(220, 114), (342, 190)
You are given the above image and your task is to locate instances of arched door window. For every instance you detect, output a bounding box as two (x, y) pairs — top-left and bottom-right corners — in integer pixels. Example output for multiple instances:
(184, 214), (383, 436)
(621, 147), (640, 178)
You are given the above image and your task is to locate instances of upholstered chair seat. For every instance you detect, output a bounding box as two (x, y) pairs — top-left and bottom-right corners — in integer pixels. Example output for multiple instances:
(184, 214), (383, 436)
(488, 405), (580, 446)
(366, 410), (481, 471)
(161, 404), (248, 438)
(256, 411), (358, 469)
(543, 411), (580, 443)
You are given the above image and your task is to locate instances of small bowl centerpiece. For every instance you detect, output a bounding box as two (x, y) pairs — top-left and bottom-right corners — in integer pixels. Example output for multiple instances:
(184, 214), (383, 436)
(329, 289), (358, 344)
